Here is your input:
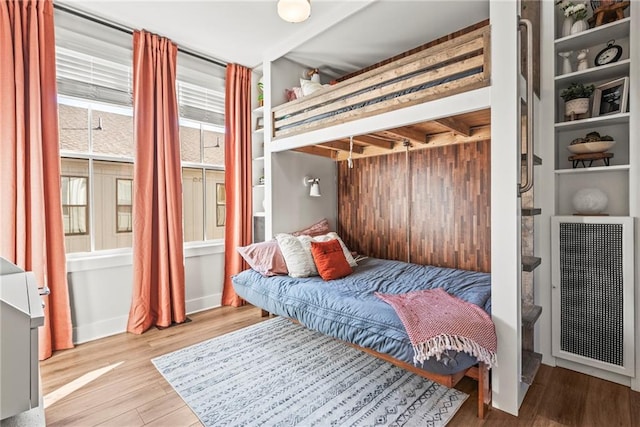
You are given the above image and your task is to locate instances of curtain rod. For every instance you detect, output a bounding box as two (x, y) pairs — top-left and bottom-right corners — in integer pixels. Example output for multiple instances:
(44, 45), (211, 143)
(53, 3), (227, 69)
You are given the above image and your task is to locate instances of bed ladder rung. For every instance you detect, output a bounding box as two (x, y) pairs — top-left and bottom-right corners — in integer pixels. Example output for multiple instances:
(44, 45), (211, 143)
(521, 350), (542, 385)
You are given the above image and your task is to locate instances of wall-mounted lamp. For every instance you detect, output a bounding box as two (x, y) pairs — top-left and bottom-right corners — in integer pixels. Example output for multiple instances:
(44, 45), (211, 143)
(277, 0), (311, 23)
(303, 176), (321, 197)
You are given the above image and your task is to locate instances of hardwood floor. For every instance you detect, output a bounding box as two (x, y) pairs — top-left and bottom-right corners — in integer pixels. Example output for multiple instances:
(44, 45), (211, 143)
(41, 306), (640, 426)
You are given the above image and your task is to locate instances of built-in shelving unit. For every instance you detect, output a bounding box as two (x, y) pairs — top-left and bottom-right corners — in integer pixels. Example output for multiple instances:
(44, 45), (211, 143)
(252, 70), (265, 242)
(550, 2), (638, 385)
(553, 10), (632, 217)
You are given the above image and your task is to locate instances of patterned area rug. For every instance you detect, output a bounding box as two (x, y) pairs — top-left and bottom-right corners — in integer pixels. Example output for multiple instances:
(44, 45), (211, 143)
(152, 317), (467, 427)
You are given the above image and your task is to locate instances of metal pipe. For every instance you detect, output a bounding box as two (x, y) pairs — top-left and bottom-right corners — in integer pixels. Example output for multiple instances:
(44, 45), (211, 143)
(53, 3), (227, 69)
(519, 18), (534, 195)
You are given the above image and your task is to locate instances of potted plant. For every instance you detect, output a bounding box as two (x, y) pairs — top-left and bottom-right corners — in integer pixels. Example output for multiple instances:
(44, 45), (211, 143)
(561, 82), (595, 117)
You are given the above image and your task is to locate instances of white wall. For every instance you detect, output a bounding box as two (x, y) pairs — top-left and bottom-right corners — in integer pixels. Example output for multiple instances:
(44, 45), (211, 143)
(537, 0), (556, 368)
(489, 0), (522, 416)
(66, 245), (224, 344)
(270, 151), (338, 237)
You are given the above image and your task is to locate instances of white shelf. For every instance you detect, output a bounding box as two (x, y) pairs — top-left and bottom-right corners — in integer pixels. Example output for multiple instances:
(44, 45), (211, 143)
(555, 164), (630, 174)
(253, 184), (265, 188)
(254, 128), (264, 134)
(555, 17), (630, 52)
(555, 59), (630, 86)
(555, 112), (630, 131)
(253, 156), (264, 162)
(253, 106), (264, 115)
(253, 212), (265, 217)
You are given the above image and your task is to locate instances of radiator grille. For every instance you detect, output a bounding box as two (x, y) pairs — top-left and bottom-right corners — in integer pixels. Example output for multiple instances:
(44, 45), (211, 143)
(559, 223), (623, 366)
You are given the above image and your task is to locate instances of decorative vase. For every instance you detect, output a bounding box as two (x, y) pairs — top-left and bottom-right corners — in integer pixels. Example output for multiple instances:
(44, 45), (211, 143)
(558, 51), (573, 74)
(572, 188), (608, 214)
(570, 19), (588, 34)
(565, 98), (590, 116)
(562, 16), (574, 37)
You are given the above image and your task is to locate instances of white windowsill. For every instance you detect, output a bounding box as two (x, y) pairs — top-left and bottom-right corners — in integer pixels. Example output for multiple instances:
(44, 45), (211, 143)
(66, 240), (225, 273)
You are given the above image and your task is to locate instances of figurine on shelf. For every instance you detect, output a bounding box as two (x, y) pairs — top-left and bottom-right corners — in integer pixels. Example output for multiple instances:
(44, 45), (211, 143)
(576, 49), (589, 71)
(558, 51), (573, 74)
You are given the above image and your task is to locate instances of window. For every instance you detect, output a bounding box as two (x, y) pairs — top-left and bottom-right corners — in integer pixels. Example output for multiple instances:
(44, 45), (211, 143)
(55, 12), (225, 253)
(215, 183), (226, 227)
(61, 176), (88, 235)
(116, 179), (133, 233)
(59, 99), (135, 253)
(180, 120), (225, 242)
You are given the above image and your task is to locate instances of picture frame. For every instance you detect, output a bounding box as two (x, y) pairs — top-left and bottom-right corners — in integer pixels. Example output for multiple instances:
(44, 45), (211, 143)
(255, 116), (264, 131)
(592, 77), (629, 117)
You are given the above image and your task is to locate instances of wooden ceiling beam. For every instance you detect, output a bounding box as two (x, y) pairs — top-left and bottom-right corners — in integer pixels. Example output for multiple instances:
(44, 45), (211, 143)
(377, 127), (426, 145)
(317, 141), (365, 154)
(351, 135), (395, 150)
(292, 145), (337, 159)
(425, 125), (491, 147)
(433, 117), (471, 137)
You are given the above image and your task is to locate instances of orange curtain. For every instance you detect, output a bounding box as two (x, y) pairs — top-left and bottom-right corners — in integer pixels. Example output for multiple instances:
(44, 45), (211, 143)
(0, 0), (73, 359)
(222, 64), (253, 307)
(127, 30), (186, 334)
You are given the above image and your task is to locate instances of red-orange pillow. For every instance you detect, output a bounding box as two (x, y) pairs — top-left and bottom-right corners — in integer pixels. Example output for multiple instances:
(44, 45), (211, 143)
(310, 239), (353, 281)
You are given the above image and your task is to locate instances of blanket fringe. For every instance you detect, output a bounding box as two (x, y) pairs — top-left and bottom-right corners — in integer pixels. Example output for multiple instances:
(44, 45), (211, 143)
(413, 334), (498, 369)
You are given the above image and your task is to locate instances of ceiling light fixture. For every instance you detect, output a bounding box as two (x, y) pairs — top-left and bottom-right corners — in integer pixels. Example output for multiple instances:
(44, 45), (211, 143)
(277, 0), (311, 23)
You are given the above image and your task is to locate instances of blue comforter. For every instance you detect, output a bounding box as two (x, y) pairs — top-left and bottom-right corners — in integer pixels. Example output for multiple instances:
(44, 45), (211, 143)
(232, 257), (491, 375)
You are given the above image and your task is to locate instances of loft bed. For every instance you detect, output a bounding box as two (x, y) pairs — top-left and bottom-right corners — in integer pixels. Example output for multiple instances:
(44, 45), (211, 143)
(271, 22), (491, 141)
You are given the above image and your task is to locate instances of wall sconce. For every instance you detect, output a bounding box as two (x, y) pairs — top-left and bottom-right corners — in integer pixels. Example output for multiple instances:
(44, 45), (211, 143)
(277, 0), (311, 23)
(303, 176), (321, 197)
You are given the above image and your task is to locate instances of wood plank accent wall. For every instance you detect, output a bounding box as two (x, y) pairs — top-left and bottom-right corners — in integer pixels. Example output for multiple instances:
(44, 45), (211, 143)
(337, 140), (491, 272)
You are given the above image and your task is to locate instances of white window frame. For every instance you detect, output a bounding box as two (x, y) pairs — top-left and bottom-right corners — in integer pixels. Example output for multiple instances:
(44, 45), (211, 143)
(179, 117), (225, 243)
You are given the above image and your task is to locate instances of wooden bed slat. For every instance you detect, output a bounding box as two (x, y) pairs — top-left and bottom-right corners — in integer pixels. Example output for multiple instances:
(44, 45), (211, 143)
(275, 53), (485, 131)
(315, 140), (364, 154)
(274, 36), (486, 121)
(292, 145), (337, 159)
(275, 74), (488, 139)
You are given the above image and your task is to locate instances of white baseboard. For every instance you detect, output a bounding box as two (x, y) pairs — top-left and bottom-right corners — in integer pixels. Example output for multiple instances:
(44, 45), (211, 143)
(556, 358), (632, 387)
(186, 293), (222, 314)
(72, 293), (222, 344)
(73, 315), (129, 344)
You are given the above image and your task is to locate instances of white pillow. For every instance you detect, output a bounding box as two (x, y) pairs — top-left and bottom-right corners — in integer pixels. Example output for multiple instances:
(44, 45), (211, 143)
(275, 233), (316, 278)
(276, 232), (357, 278)
(300, 78), (324, 96)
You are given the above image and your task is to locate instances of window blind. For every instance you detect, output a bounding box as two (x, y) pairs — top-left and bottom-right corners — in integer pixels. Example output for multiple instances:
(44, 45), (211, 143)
(56, 47), (133, 106)
(177, 81), (225, 126)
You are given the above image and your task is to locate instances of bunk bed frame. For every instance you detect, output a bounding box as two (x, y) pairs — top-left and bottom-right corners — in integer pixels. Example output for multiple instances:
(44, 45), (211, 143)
(261, 309), (492, 418)
(264, 22), (494, 419)
(271, 24), (491, 140)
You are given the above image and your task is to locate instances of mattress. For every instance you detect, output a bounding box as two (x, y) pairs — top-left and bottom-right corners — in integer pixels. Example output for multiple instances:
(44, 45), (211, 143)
(275, 66), (483, 133)
(232, 256), (491, 376)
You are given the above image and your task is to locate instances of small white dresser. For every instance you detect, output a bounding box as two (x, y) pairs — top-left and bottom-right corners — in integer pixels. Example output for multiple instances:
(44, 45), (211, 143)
(0, 258), (45, 420)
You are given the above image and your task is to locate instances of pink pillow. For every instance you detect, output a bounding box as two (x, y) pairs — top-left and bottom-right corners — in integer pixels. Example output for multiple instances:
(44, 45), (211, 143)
(291, 218), (330, 237)
(236, 219), (330, 277)
(237, 241), (288, 277)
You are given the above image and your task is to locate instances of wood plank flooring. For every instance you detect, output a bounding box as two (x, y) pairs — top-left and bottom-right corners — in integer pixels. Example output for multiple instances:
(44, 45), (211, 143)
(41, 306), (640, 426)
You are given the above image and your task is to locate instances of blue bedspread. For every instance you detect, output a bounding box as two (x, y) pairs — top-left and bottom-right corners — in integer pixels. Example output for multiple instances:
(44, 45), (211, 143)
(232, 257), (492, 375)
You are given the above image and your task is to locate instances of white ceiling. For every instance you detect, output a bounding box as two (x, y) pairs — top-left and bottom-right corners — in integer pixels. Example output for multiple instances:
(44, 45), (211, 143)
(57, 0), (489, 78)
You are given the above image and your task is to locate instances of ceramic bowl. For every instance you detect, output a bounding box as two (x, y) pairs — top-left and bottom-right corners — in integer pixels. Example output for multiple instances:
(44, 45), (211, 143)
(567, 141), (616, 154)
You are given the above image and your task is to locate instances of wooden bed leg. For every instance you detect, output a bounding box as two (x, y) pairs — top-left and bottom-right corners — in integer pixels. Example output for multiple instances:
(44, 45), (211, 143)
(260, 309), (270, 318)
(477, 362), (491, 418)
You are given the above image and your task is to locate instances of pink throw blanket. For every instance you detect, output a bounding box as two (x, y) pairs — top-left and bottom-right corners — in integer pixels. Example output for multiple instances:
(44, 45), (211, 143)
(376, 288), (497, 368)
